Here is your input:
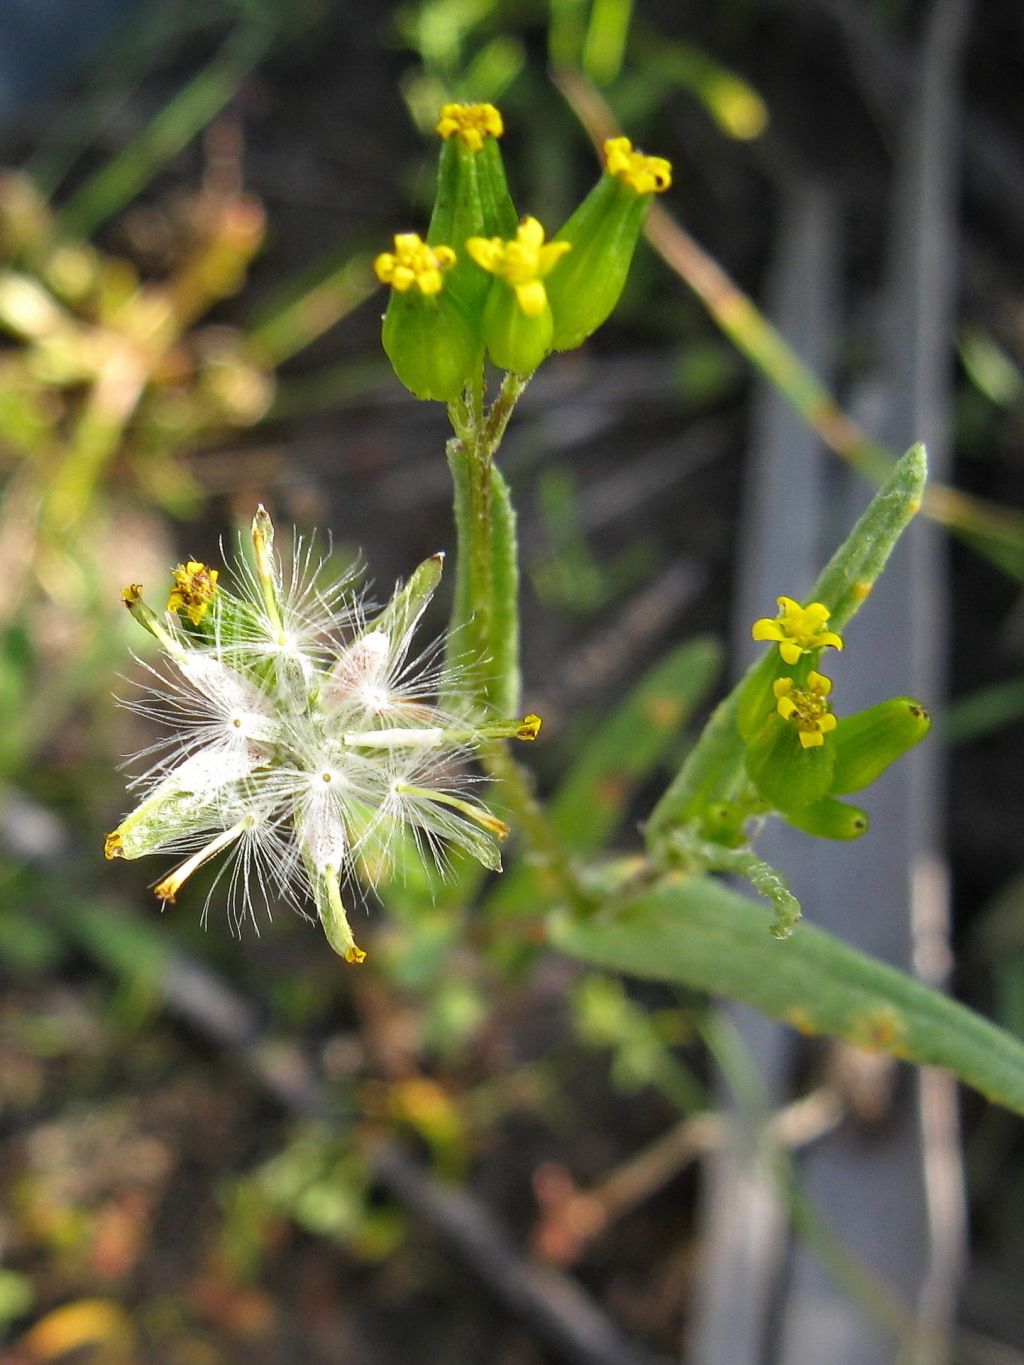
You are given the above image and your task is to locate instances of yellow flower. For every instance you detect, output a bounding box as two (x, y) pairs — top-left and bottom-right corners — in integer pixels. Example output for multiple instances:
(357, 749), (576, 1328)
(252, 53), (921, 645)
(466, 218), (570, 317)
(603, 137), (673, 195)
(168, 561), (220, 625)
(773, 672), (837, 749)
(374, 234), (456, 296)
(436, 102), (504, 151)
(751, 596), (843, 665)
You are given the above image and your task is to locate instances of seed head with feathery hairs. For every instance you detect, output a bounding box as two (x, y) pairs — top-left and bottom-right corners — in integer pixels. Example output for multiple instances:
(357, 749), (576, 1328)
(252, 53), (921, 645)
(106, 508), (540, 962)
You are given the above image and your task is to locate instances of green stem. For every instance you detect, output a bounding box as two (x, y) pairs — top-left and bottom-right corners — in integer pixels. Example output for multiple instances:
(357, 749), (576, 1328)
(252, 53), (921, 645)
(483, 371), (530, 450)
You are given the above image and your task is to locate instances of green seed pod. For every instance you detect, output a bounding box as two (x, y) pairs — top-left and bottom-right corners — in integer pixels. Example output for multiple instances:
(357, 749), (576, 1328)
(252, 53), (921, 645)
(745, 711), (836, 812)
(830, 697), (931, 796)
(546, 137), (672, 352)
(785, 796), (870, 841)
(428, 103), (518, 314)
(375, 234), (480, 401)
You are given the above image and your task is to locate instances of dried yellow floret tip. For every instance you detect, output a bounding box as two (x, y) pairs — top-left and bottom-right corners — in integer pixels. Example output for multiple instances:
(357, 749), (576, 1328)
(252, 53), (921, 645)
(375, 234), (456, 295)
(436, 102), (504, 150)
(121, 584), (143, 607)
(517, 713), (543, 740)
(104, 831), (124, 860)
(773, 672), (837, 748)
(603, 137), (672, 194)
(466, 219), (570, 317)
(752, 596), (843, 665)
(168, 561), (219, 626)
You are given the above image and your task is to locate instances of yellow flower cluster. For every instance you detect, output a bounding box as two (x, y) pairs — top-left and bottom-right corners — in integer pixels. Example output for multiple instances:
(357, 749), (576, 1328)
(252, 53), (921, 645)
(773, 673), (837, 749)
(436, 102), (504, 150)
(603, 137), (673, 194)
(466, 218), (570, 317)
(374, 235), (456, 295)
(168, 561), (220, 625)
(752, 596), (843, 666)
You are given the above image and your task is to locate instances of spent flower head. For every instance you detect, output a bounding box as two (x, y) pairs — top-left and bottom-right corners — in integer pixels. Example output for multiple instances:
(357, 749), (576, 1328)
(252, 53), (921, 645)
(108, 509), (540, 963)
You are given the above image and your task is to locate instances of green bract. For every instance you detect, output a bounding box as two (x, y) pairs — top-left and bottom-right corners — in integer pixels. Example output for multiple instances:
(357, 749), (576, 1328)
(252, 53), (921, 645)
(380, 285), (479, 402)
(479, 280), (553, 375)
(785, 796), (869, 841)
(830, 696), (931, 795)
(745, 710), (837, 812)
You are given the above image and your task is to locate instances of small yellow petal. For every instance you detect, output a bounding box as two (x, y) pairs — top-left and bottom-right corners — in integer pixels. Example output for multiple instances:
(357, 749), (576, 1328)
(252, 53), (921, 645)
(799, 729), (825, 748)
(753, 619), (784, 642)
(514, 279), (548, 317)
(779, 641), (802, 665)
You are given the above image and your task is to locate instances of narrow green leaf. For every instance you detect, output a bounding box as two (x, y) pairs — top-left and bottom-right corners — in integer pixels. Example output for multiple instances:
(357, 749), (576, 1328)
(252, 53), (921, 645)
(810, 441), (927, 632)
(551, 874), (1024, 1116)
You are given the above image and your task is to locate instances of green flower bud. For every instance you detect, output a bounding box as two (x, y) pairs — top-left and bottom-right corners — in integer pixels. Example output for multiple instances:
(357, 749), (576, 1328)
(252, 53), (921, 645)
(785, 796), (869, 841)
(466, 218), (569, 374)
(375, 234), (480, 401)
(429, 103), (518, 314)
(546, 137), (672, 352)
(830, 697), (931, 796)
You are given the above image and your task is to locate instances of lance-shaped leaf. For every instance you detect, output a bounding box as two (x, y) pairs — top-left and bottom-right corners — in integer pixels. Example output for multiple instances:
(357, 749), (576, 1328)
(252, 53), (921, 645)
(551, 874), (1024, 1116)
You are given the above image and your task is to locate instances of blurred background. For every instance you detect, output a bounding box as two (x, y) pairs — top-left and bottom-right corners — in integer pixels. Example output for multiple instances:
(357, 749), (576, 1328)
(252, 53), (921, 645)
(0, 0), (1023, 1362)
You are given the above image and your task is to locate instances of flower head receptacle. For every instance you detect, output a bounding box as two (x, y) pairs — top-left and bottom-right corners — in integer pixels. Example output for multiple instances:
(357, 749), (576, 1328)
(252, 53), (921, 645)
(545, 137), (673, 352)
(466, 218), (570, 373)
(375, 233), (479, 401)
(752, 596), (843, 666)
(107, 508), (540, 962)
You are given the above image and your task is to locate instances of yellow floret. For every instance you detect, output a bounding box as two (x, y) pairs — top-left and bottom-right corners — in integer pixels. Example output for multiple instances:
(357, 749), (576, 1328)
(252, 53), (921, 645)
(436, 102), (504, 150)
(466, 218), (570, 317)
(773, 672), (837, 748)
(603, 137), (673, 194)
(752, 595), (843, 665)
(375, 234), (456, 296)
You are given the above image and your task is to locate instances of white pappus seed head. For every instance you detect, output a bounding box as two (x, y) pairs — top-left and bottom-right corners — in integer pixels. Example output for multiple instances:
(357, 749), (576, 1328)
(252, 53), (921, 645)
(108, 509), (541, 964)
